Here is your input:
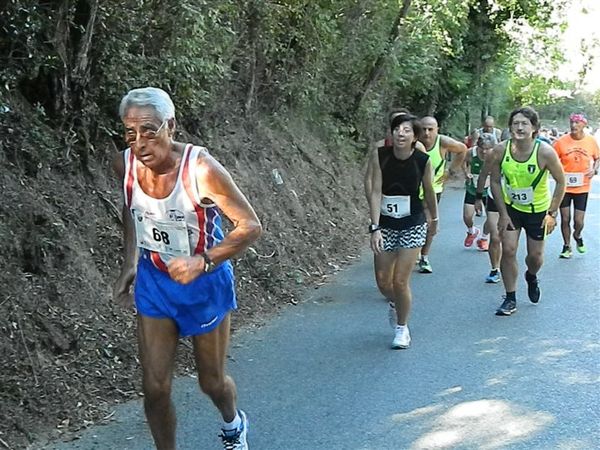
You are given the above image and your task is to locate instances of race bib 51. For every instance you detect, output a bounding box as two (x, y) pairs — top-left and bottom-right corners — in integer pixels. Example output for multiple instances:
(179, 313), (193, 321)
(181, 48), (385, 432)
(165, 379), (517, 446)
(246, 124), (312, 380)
(381, 195), (411, 219)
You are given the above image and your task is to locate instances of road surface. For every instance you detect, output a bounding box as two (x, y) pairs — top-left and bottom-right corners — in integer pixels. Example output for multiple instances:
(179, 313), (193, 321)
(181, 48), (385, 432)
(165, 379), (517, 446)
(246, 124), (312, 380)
(42, 179), (600, 450)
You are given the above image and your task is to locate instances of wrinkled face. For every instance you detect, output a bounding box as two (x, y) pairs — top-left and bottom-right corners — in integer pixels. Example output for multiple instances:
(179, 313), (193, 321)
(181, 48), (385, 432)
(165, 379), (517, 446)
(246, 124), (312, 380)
(510, 113), (534, 140)
(122, 106), (172, 168)
(420, 118), (438, 147)
(570, 119), (586, 135)
(392, 121), (416, 149)
(479, 142), (494, 156)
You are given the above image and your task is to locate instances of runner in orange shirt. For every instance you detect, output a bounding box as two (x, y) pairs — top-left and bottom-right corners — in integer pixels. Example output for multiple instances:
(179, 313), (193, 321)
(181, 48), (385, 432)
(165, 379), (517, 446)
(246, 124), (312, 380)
(553, 113), (600, 257)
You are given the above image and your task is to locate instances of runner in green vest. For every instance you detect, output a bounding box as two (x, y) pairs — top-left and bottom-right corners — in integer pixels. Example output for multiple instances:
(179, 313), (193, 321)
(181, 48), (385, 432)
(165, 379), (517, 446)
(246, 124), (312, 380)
(488, 107), (565, 316)
(462, 133), (497, 250)
(417, 116), (468, 273)
(475, 144), (503, 284)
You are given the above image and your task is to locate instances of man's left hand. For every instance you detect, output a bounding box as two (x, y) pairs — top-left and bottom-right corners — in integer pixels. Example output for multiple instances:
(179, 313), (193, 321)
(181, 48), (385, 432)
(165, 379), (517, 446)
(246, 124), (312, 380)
(542, 214), (557, 235)
(167, 256), (205, 284)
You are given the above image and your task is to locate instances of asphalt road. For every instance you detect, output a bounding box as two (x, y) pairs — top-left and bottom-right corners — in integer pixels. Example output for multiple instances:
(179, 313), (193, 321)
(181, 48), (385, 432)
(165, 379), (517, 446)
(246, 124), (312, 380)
(42, 179), (600, 450)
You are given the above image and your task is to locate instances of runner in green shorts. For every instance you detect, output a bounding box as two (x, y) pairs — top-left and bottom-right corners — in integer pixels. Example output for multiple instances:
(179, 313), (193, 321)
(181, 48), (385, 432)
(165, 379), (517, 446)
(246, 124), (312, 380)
(462, 133), (498, 251)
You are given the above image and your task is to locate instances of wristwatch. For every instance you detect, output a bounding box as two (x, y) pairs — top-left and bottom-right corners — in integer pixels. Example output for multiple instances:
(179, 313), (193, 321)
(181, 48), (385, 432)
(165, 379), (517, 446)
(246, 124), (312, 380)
(547, 210), (558, 219)
(200, 252), (216, 273)
(368, 224), (381, 233)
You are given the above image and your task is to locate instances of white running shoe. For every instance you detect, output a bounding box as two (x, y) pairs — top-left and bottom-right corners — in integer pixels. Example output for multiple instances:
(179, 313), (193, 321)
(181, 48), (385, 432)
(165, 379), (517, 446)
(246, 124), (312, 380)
(220, 410), (249, 450)
(391, 325), (411, 349)
(388, 302), (397, 329)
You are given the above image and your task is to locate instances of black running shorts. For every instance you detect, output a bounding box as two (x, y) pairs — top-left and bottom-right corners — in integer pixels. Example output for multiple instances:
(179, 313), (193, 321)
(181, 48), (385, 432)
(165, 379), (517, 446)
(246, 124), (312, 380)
(486, 195), (498, 213)
(506, 205), (546, 241)
(464, 191), (489, 206)
(560, 192), (588, 212)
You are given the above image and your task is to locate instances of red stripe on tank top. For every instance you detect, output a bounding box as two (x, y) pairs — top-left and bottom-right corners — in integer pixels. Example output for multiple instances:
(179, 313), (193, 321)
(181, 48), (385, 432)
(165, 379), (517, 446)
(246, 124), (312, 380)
(125, 150), (135, 207)
(150, 251), (169, 272)
(181, 144), (206, 255)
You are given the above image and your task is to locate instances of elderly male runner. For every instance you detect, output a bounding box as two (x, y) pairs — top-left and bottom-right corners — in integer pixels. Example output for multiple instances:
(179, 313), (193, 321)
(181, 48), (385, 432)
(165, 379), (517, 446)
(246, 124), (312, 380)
(474, 137), (503, 284)
(416, 116), (467, 273)
(461, 133), (498, 250)
(488, 106), (565, 316)
(112, 87), (261, 450)
(553, 113), (599, 258)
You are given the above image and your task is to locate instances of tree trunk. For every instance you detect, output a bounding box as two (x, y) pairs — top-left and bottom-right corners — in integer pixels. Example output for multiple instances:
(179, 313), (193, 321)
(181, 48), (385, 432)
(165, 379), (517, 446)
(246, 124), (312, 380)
(72, 0), (99, 177)
(244, 0), (261, 115)
(352, 0), (412, 115)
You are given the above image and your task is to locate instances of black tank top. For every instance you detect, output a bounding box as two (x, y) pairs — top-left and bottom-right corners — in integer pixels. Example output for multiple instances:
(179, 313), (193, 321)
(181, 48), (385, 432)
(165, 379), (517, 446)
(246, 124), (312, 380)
(378, 146), (429, 230)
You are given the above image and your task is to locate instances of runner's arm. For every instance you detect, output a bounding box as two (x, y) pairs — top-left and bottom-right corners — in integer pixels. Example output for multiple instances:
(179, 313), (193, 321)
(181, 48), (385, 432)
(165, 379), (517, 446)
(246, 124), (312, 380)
(489, 144), (509, 218)
(369, 150), (383, 227)
(476, 152), (492, 194)
(590, 141), (600, 176)
(111, 152), (138, 278)
(463, 148), (472, 178)
(364, 141), (381, 206)
(441, 135), (467, 173)
(540, 143), (566, 213)
(422, 159), (439, 222)
(195, 154), (262, 266)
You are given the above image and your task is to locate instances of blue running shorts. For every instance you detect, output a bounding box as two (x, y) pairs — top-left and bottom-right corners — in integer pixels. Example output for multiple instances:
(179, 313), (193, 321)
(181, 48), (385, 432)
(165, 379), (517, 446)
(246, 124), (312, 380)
(134, 253), (237, 337)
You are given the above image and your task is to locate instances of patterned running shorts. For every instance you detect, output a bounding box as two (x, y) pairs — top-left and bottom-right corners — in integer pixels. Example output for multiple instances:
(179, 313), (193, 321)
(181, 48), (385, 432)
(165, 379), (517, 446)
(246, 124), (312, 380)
(381, 223), (428, 251)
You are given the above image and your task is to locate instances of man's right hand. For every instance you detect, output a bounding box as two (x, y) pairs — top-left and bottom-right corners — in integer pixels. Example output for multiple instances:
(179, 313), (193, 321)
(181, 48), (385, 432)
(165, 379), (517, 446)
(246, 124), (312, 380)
(498, 213), (516, 234)
(113, 270), (135, 308)
(474, 198), (484, 216)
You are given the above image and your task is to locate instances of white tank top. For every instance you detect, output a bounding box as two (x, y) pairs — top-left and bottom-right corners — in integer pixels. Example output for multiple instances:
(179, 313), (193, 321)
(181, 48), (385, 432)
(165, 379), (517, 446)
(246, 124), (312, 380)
(123, 144), (224, 272)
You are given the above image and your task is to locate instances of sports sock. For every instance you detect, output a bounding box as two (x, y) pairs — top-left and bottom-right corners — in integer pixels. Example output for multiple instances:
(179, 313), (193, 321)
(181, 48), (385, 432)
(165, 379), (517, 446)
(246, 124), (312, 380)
(222, 412), (241, 432)
(525, 271), (537, 282)
(468, 227), (475, 234)
(506, 291), (516, 301)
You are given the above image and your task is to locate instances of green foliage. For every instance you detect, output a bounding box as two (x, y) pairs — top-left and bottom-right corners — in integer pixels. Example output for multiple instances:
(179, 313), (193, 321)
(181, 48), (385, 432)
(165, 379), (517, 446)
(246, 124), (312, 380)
(0, 0), (581, 151)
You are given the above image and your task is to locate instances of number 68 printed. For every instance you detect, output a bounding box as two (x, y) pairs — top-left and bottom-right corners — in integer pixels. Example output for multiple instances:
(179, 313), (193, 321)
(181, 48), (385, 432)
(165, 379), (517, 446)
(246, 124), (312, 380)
(152, 228), (171, 244)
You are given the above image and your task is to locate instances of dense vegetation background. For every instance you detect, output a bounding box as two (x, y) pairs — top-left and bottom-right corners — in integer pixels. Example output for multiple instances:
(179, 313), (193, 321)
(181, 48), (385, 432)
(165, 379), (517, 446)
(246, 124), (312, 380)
(1, 0), (599, 448)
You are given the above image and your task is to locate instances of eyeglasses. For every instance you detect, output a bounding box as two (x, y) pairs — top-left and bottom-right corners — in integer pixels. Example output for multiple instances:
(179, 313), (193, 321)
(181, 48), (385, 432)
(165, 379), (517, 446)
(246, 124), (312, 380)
(124, 121), (167, 143)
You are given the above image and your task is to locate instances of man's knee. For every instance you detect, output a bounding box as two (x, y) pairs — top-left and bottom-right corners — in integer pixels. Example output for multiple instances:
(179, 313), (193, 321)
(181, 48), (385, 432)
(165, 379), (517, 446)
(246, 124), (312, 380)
(526, 252), (543, 268)
(502, 242), (518, 258)
(143, 376), (172, 402)
(198, 372), (226, 398)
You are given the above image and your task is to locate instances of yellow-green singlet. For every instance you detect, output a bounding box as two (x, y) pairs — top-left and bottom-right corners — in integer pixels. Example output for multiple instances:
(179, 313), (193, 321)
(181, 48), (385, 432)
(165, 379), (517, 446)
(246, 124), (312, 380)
(419, 136), (445, 198)
(500, 139), (550, 213)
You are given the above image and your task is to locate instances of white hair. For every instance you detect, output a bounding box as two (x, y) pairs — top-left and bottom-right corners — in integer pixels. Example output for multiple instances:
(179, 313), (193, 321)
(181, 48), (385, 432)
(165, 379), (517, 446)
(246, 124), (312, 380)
(119, 87), (175, 121)
(478, 132), (498, 147)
